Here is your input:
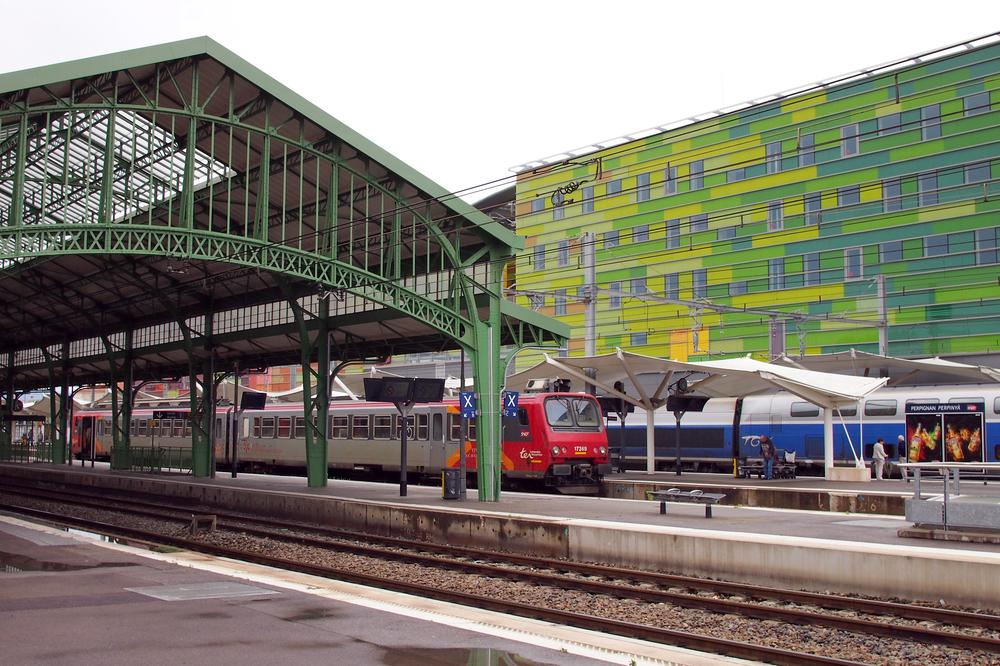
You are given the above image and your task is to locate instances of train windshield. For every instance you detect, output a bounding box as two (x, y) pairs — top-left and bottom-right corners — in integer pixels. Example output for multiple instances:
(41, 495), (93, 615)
(544, 397), (603, 430)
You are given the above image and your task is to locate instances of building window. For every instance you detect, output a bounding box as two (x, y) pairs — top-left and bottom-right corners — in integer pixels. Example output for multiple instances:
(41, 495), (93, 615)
(582, 186), (594, 213)
(964, 92), (991, 116)
(664, 165), (677, 195)
(609, 281), (622, 309)
(924, 234), (949, 257)
(730, 280), (747, 295)
(768, 258), (785, 290)
(552, 189), (565, 220)
(531, 198), (544, 213)
(633, 224), (649, 243)
(554, 289), (567, 316)
(766, 141), (782, 174)
(557, 240), (569, 267)
(727, 167), (746, 182)
(630, 332), (647, 346)
(883, 178), (902, 212)
(529, 293), (545, 310)
(799, 133), (815, 167)
(837, 185), (860, 208)
(803, 252), (821, 286)
(631, 277), (647, 296)
(803, 192), (821, 225)
(665, 219), (680, 249)
(767, 201), (783, 231)
(690, 213), (708, 233)
(607, 179), (622, 196)
(717, 226), (736, 241)
(976, 228), (998, 265)
(636, 172), (651, 202)
(844, 247), (862, 280)
(918, 171), (938, 206)
(689, 160), (704, 190)
(921, 104), (941, 140)
(841, 124), (859, 157)
(604, 230), (619, 249)
(877, 112), (901, 136)
(692, 269), (707, 298)
(664, 273), (679, 299)
(966, 161), (991, 184)
(532, 244), (545, 270)
(881, 240), (903, 263)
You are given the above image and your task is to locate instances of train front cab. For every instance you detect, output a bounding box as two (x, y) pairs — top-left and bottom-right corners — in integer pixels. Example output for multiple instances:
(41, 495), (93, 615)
(504, 392), (611, 494)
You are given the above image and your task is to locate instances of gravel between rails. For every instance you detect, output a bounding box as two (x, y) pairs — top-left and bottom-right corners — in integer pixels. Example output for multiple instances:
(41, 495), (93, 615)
(3, 491), (999, 666)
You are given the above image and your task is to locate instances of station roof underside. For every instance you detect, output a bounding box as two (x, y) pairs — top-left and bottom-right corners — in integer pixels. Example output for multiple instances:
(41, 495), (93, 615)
(0, 38), (565, 391)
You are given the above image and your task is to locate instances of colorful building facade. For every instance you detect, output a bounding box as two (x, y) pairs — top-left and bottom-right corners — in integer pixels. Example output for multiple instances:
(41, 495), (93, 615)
(514, 36), (1000, 361)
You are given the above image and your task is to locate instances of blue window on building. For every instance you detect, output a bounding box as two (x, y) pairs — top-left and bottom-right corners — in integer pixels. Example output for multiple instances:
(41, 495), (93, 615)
(552, 189), (565, 220)
(767, 201), (783, 231)
(633, 224), (649, 243)
(730, 280), (747, 295)
(924, 234), (949, 257)
(532, 244), (545, 270)
(604, 230), (619, 249)
(844, 247), (862, 280)
(689, 160), (704, 190)
(664, 273), (679, 299)
(803, 252), (821, 286)
(766, 141), (782, 174)
(838, 185), (860, 207)
(881, 240), (903, 263)
(531, 198), (544, 213)
(636, 172), (651, 202)
(966, 161), (991, 184)
(976, 228), (998, 265)
(964, 92), (991, 116)
(804, 192), (821, 225)
(666, 219), (680, 249)
(768, 258), (785, 290)
(630, 332), (647, 346)
(799, 133), (815, 167)
(607, 179), (622, 196)
(883, 178), (902, 212)
(690, 213), (708, 232)
(877, 113), (901, 136)
(664, 165), (678, 195)
(841, 124), (859, 157)
(918, 171), (938, 206)
(727, 167), (746, 182)
(582, 186), (594, 213)
(717, 226), (736, 241)
(692, 269), (707, 298)
(631, 277), (647, 296)
(921, 104), (941, 140)
(557, 240), (569, 267)
(609, 281), (622, 309)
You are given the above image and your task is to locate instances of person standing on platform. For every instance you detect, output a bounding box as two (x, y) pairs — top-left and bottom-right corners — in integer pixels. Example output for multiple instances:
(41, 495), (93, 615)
(759, 435), (775, 480)
(897, 434), (908, 481)
(872, 437), (888, 480)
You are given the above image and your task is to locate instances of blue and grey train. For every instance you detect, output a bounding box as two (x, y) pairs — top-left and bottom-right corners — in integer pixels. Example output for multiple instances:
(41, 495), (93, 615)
(608, 384), (1000, 473)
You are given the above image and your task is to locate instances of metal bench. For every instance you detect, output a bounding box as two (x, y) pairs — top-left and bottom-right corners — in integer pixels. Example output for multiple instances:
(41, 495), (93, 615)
(649, 488), (726, 518)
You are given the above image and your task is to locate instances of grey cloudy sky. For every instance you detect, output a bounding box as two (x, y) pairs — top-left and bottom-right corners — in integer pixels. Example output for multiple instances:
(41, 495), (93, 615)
(2, 1), (994, 202)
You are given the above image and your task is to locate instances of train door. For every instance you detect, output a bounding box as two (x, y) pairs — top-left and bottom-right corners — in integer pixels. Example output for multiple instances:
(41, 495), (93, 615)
(78, 416), (96, 460)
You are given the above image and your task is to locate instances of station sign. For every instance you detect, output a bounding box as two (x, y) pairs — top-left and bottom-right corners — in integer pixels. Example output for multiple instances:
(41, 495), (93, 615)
(501, 391), (519, 418)
(459, 392), (476, 419)
(152, 410), (187, 420)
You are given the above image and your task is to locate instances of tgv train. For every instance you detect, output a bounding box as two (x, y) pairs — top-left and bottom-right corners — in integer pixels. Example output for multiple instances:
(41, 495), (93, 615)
(608, 384), (1000, 472)
(70, 392), (611, 493)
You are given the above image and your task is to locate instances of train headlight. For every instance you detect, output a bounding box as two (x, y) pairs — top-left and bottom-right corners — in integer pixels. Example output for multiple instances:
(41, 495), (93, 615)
(599, 446), (607, 455)
(551, 446), (560, 455)
(561, 447), (568, 454)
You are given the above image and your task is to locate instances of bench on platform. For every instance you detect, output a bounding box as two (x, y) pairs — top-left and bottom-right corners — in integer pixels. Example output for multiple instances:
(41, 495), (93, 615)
(648, 488), (726, 518)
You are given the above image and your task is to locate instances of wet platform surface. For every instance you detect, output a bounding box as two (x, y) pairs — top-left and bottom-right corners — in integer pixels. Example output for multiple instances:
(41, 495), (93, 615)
(0, 516), (632, 666)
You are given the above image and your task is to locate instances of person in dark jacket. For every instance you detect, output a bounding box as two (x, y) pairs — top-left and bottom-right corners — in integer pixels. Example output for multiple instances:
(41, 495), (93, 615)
(759, 435), (775, 480)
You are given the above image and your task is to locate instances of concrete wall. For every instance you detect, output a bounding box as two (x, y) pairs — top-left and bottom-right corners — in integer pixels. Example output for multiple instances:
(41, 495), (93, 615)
(4, 465), (997, 608)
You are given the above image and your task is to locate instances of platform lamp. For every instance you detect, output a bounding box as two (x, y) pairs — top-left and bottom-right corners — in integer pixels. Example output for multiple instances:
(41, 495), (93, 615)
(666, 378), (709, 476)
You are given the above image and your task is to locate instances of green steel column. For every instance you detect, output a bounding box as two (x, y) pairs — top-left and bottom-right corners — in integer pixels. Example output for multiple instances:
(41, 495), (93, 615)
(308, 297), (330, 487)
(189, 356), (211, 477)
(470, 256), (504, 502)
(98, 111), (117, 226)
(43, 344), (68, 465)
(2, 353), (14, 452)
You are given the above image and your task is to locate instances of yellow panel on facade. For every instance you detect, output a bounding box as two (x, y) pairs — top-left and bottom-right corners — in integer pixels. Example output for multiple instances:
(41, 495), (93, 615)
(669, 328), (691, 362)
(918, 202), (976, 224)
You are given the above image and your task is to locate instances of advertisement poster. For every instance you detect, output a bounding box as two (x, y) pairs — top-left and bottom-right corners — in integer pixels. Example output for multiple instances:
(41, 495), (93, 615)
(904, 402), (985, 463)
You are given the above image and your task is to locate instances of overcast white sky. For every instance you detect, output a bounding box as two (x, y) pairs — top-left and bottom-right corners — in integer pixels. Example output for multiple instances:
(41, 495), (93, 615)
(3, 1), (995, 202)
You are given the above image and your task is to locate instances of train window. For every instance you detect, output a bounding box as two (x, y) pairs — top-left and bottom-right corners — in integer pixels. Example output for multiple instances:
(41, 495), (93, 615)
(183, 419), (191, 437)
(791, 402), (820, 417)
(468, 417), (476, 441)
(517, 408), (529, 426)
(906, 399), (938, 408)
(277, 417), (292, 438)
(449, 414), (461, 441)
(352, 415), (370, 439)
(417, 413), (429, 440)
(864, 400), (897, 417)
(833, 405), (857, 417)
(294, 416), (306, 438)
(138, 419), (147, 436)
(242, 417), (250, 438)
(545, 398), (574, 428)
(373, 415), (392, 439)
(216, 417), (223, 436)
(949, 397), (984, 404)
(995, 397), (1000, 415)
(331, 416), (349, 439)
(130, 420), (137, 436)
(573, 398), (601, 427)
(261, 417), (275, 438)
(432, 413), (443, 441)
(96, 420), (104, 436)
(174, 419), (185, 437)
(252, 417), (262, 438)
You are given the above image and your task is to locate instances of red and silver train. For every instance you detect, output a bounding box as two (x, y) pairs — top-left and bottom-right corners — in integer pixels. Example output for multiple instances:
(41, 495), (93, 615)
(71, 391), (611, 493)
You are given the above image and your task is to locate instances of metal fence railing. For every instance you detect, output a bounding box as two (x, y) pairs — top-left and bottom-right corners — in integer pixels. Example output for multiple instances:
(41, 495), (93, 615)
(111, 447), (193, 474)
(0, 441), (55, 463)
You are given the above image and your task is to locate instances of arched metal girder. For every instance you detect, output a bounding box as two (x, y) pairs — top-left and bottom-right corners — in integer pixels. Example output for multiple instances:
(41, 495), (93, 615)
(0, 39), (566, 500)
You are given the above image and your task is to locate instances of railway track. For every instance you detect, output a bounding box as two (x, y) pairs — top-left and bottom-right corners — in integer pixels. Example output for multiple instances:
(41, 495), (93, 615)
(3, 481), (999, 665)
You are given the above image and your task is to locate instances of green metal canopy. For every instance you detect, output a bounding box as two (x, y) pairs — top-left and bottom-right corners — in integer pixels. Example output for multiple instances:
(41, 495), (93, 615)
(0, 37), (566, 498)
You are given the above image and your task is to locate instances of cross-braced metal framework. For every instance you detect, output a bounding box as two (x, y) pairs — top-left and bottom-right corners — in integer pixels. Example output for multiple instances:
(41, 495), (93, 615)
(0, 38), (566, 500)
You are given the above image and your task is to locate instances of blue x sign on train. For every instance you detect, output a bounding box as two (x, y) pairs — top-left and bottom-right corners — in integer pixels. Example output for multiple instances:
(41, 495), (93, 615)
(502, 390), (519, 418)
(460, 392), (476, 419)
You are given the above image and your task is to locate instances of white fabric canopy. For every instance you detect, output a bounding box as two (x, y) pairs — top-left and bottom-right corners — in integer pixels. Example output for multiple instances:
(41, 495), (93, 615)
(775, 349), (1000, 384)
